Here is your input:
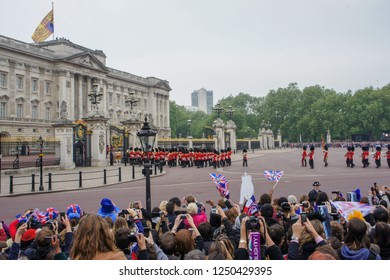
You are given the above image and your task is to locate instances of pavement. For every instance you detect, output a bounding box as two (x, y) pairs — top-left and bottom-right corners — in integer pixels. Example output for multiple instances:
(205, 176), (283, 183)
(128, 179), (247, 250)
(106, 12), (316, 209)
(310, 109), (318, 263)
(0, 148), (294, 197)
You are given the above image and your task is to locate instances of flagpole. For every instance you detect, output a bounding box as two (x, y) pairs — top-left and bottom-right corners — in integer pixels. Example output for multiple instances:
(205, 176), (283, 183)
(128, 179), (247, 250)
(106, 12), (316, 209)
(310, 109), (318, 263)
(272, 180), (280, 190)
(52, 2), (54, 40)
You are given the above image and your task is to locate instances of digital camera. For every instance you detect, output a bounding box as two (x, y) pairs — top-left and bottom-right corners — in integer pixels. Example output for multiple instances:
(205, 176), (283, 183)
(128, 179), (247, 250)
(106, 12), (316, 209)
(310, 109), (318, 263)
(245, 216), (260, 231)
(128, 231), (137, 242)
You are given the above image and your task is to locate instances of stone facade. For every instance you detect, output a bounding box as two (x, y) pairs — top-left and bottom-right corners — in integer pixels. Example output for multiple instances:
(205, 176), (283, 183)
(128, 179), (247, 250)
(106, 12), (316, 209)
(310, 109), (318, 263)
(0, 35), (171, 141)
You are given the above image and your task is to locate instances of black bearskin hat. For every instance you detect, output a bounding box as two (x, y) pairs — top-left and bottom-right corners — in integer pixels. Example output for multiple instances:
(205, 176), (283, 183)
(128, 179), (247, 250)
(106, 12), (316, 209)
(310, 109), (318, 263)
(310, 145), (315, 151)
(324, 145), (328, 151)
(376, 146), (382, 151)
(303, 145), (307, 150)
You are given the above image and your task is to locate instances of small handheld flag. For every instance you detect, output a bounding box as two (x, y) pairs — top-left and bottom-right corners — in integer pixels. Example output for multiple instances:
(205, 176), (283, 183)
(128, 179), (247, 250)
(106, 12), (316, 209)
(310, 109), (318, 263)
(263, 170), (284, 181)
(243, 194), (258, 216)
(263, 170), (284, 189)
(210, 173), (230, 199)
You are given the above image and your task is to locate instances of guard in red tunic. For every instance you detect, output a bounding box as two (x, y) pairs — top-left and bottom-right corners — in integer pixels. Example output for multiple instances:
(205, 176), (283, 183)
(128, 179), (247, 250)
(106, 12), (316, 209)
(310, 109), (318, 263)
(301, 145), (307, 167)
(242, 149), (248, 167)
(349, 146), (355, 168)
(212, 150), (218, 169)
(323, 145), (329, 167)
(373, 146), (382, 168)
(226, 147), (232, 166)
(386, 144), (390, 168)
(308, 145), (315, 169)
(220, 149), (226, 167)
(345, 146), (351, 167)
(361, 146), (370, 168)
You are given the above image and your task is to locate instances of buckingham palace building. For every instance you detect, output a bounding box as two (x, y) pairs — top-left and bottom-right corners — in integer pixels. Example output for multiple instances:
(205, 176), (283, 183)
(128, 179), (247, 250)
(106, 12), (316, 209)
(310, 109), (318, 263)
(0, 35), (171, 168)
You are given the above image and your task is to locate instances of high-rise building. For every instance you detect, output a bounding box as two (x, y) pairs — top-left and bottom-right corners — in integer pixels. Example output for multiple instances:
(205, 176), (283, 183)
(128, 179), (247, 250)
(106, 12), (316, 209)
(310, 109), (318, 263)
(191, 88), (213, 114)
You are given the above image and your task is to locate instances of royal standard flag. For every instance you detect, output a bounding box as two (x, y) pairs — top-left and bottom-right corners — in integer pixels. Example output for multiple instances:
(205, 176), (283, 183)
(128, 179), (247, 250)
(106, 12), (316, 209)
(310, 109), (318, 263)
(32, 9), (54, 43)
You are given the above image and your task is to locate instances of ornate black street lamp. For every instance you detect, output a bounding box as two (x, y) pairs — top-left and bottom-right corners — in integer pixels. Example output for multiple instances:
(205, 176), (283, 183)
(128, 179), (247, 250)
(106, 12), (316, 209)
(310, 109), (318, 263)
(125, 91), (139, 112)
(137, 117), (157, 214)
(213, 103), (224, 119)
(226, 105), (234, 120)
(37, 136), (44, 191)
(88, 80), (103, 111)
(261, 120), (271, 129)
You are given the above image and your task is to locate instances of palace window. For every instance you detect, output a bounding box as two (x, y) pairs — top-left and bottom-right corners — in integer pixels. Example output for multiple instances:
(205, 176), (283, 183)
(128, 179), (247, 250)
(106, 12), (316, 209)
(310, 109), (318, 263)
(0, 102), (6, 117)
(45, 107), (51, 120)
(32, 105), (38, 119)
(45, 81), (52, 94)
(16, 75), (24, 90)
(32, 79), (38, 92)
(16, 104), (23, 118)
(109, 92), (113, 105)
(0, 72), (7, 88)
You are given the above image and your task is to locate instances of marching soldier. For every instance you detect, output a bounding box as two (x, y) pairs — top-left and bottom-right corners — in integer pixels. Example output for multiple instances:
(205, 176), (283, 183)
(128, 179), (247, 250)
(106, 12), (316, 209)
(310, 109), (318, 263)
(361, 146), (370, 168)
(386, 144), (390, 168)
(301, 145), (307, 167)
(308, 145), (315, 169)
(323, 145), (329, 167)
(350, 146), (355, 168)
(345, 146), (351, 167)
(373, 146), (381, 168)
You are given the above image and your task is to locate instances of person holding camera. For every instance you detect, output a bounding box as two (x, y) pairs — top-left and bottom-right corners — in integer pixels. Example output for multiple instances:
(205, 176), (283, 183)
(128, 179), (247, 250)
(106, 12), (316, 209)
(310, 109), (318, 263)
(235, 216), (283, 260)
(171, 214), (204, 259)
(288, 215), (327, 260)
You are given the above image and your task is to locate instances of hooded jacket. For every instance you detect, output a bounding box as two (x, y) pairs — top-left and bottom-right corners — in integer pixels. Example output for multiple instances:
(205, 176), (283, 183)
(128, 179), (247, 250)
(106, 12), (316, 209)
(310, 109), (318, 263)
(340, 245), (381, 260)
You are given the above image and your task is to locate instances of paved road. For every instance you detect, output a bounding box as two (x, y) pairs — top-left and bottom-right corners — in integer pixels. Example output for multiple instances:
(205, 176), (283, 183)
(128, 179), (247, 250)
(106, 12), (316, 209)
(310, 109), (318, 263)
(1, 148), (389, 223)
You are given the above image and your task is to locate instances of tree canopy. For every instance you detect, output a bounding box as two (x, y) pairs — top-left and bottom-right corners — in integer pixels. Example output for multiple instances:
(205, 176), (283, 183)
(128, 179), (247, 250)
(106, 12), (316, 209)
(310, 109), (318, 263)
(169, 83), (390, 142)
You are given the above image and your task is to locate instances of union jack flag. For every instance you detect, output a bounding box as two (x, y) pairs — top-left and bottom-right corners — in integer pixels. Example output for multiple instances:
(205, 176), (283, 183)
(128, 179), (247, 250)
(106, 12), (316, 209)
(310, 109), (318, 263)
(32, 208), (47, 223)
(210, 173), (230, 199)
(16, 208), (47, 224)
(243, 195), (258, 216)
(263, 170), (284, 181)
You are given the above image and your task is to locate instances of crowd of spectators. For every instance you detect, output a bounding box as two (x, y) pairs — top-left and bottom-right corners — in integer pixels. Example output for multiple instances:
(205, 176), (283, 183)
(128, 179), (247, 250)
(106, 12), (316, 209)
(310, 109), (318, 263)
(0, 182), (389, 260)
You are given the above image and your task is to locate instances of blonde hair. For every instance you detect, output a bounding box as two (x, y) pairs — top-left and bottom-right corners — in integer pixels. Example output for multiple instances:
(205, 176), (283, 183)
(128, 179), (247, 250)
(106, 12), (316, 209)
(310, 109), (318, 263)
(187, 203), (198, 215)
(113, 217), (128, 234)
(298, 219), (324, 253)
(159, 201), (168, 211)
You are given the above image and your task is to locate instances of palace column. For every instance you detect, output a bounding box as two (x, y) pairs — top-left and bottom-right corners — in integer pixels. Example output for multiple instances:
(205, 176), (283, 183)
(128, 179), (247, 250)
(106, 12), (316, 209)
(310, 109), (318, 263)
(212, 118), (225, 151)
(84, 117), (109, 167)
(225, 120), (237, 151)
(78, 74), (83, 120)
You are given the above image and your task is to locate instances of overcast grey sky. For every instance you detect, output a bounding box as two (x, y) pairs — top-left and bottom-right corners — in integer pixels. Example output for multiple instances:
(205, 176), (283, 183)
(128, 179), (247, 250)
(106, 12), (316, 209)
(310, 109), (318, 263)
(2, 0), (389, 106)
